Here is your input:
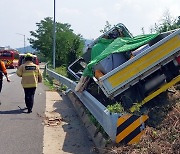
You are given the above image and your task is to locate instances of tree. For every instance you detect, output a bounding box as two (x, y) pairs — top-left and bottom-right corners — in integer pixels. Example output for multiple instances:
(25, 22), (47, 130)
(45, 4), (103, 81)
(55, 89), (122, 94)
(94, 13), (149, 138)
(141, 27), (145, 34)
(100, 21), (112, 33)
(152, 10), (180, 33)
(29, 17), (53, 59)
(29, 17), (83, 67)
(66, 35), (83, 67)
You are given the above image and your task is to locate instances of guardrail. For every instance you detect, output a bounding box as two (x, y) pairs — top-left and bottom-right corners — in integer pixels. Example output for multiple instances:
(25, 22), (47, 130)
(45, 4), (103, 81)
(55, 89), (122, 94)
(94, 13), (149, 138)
(45, 65), (120, 141)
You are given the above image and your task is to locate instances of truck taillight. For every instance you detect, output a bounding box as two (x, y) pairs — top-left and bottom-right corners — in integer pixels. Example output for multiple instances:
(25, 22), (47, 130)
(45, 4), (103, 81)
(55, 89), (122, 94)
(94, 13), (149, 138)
(173, 56), (180, 66)
(176, 56), (180, 65)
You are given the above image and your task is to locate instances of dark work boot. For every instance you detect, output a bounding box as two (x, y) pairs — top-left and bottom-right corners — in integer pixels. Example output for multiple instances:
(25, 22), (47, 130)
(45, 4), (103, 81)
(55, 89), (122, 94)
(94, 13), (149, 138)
(27, 108), (32, 113)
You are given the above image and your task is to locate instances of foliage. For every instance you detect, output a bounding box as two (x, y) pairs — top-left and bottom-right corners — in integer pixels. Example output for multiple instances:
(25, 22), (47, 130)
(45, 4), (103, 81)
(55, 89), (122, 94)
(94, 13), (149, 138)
(29, 17), (84, 67)
(55, 66), (67, 77)
(35, 51), (46, 62)
(43, 69), (67, 92)
(43, 74), (55, 90)
(152, 11), (180, 33)
(85, 109), (109, 139)
(107, 102), (124, 113)
(100, 21), (112, 34)
(66, 35), (84, 67)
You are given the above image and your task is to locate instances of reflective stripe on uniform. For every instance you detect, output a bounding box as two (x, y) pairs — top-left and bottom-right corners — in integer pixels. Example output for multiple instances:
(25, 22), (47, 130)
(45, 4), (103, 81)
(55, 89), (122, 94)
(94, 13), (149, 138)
(22, 72), (39, 76)
(22, 83), (37, 88)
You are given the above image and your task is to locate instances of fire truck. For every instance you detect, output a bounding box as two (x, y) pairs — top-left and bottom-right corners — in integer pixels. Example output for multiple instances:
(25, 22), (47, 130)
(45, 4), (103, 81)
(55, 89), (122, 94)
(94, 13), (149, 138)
(0, 49), (19, 68)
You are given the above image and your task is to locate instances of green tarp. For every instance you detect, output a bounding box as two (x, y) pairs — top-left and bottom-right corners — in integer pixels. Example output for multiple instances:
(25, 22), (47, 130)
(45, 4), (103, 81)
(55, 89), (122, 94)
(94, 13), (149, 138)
(83, 33), (159, 77)
(91, 38), (114, 61)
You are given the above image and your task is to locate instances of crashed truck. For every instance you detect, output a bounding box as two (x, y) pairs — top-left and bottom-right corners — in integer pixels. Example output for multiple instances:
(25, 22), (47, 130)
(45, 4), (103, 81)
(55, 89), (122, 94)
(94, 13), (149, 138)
(68, 23), (180, 144)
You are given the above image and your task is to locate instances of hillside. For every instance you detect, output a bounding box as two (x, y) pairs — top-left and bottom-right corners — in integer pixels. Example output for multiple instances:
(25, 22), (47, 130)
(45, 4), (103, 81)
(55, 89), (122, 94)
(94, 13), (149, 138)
(16, 39), (93, 54)
(104, 84), (180, 154)
(16, 46), (36, 53)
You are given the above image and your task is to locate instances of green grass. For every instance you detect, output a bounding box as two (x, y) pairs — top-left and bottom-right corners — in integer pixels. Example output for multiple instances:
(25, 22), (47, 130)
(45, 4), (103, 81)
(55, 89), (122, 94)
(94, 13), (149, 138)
(107, 102), (124, 113)
(43, 65), (68, 91)
(55, 66), (67, 77)
(43, 74), (55, 90)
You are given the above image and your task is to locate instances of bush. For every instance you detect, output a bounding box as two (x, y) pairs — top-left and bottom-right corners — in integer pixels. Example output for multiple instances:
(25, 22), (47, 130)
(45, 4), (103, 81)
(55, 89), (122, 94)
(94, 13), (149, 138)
(107, 102), (124, 113)
(55, 66), (67, 77)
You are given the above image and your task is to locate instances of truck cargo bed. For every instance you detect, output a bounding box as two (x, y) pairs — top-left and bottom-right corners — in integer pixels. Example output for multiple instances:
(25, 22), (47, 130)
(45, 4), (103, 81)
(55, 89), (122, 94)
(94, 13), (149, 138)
(97, 29), (180, 99)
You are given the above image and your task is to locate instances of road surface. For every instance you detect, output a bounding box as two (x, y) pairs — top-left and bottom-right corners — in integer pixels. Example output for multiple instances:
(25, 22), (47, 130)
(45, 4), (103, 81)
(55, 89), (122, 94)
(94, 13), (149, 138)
(0, 68), (96, 154)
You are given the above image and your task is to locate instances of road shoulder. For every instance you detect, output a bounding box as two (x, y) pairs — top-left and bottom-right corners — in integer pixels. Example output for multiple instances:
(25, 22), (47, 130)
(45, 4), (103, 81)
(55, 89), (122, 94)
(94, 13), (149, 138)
(43, 91), (96, 154)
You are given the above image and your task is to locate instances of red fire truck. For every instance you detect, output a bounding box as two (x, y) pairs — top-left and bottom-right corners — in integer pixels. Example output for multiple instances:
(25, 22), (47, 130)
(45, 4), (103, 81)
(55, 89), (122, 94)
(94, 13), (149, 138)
(0, 49), (19, 68)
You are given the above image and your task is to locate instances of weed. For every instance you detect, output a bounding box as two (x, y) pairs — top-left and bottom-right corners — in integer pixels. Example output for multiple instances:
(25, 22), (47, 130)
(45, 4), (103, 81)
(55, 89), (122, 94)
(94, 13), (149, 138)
(107, 102), (124, 113)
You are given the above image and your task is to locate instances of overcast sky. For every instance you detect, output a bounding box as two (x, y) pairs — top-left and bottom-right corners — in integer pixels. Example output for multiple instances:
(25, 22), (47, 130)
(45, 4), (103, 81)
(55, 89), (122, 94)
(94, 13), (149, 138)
(0, 0), (179, 49)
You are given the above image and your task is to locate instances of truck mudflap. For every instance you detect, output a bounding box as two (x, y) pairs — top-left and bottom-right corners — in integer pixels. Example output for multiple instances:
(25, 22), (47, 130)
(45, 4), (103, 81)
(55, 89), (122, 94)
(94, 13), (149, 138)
(99, 30), (180, 98)
(116, 114), (148, 144)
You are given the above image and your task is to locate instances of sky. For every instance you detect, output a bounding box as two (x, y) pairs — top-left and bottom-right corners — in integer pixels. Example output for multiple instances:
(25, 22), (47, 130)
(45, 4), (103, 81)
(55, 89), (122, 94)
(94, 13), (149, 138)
(0, 0), (179, 49)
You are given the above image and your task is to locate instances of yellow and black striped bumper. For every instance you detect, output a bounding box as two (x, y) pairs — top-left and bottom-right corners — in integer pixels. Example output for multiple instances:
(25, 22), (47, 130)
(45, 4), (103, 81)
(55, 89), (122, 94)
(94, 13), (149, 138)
(116, 114), (148, 144)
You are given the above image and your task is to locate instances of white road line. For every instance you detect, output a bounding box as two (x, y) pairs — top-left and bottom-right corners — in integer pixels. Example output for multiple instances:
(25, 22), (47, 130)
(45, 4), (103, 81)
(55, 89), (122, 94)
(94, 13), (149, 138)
(8, 74), (15, 77)
(3, 73), (16, 80)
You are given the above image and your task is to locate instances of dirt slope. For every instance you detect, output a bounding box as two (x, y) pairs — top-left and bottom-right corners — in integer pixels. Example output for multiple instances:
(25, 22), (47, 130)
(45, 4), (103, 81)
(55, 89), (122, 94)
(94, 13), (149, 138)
(104, 84), (180, 154)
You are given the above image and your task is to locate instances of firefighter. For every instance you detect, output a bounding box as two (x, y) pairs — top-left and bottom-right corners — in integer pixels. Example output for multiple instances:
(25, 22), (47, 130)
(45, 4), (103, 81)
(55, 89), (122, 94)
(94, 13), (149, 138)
(0, 60), (10, 93)
(16, 53), (42, 113)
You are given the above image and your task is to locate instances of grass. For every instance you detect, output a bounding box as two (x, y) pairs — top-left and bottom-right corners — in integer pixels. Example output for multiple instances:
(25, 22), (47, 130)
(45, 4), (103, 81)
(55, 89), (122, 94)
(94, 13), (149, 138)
(43, 73), (55, 90)
(43, 65), (68, 91)
(55, 66), (68, 77)
(107, 102), (124, 113)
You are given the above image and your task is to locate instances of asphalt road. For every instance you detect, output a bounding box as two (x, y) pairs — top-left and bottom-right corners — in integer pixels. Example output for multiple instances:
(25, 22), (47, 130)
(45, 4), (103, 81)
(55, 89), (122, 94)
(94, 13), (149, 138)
(0, 67), (97, 154)
(0, 68), (46, 154)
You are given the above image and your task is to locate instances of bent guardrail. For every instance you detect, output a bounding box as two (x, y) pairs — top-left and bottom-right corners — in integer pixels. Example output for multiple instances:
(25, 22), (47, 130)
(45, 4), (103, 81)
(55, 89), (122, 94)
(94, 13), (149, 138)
(45, 65), (120, 141)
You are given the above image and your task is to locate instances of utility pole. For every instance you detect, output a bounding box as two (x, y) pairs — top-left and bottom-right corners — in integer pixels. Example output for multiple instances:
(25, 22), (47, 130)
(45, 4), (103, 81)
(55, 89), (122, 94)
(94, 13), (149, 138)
(52, 0), (56, 69)
(16, 33), (26, 52)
